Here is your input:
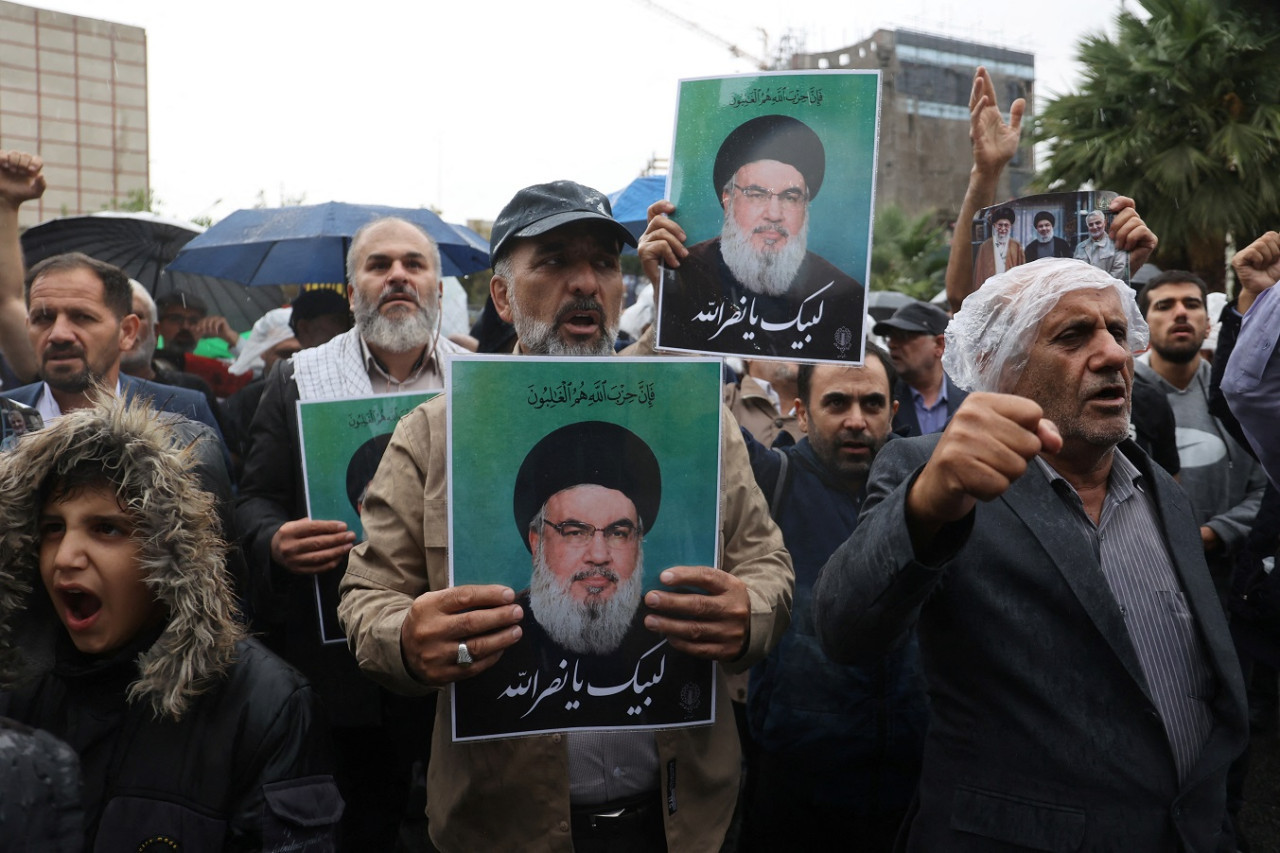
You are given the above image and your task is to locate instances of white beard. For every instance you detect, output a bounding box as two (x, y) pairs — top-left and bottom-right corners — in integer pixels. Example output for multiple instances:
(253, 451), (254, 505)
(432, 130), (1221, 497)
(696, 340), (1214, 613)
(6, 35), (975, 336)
(528, 540), (643, 656)
(352, 284), (438, 353)
(508, 292), (617, 356)
(1036, 232), (1053, 243)
(719, 209), (810, 297)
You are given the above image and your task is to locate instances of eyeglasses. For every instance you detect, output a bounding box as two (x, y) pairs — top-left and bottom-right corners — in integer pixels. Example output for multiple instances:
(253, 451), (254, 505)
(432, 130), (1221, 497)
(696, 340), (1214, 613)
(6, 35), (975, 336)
(543, 519), (638, 548)
(731, 183), (808, 209)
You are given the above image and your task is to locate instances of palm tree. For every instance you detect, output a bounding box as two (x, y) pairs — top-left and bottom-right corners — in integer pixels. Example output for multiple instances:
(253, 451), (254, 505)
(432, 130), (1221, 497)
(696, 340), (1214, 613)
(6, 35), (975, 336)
(1034, 0), (1280, 288)
(870, 205), (951, 301)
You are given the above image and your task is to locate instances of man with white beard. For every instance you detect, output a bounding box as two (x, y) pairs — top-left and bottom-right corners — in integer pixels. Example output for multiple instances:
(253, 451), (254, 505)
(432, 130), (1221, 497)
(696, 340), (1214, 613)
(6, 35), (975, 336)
(1025, 211), (1073, 262)
(1075, 209), (1131, 279)
(236, 216), (465, 846)
(658, 114), (866, 359)
(339, 181), (793, 852)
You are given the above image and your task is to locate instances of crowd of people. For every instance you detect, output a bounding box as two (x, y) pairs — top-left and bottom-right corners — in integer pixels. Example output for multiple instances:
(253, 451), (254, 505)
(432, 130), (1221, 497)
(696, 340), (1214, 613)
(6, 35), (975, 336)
(0, 62), (1279, 853)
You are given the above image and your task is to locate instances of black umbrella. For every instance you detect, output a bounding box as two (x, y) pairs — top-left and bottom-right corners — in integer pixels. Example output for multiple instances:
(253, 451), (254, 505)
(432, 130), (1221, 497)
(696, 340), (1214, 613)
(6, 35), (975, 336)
(20, 211), (288, 334)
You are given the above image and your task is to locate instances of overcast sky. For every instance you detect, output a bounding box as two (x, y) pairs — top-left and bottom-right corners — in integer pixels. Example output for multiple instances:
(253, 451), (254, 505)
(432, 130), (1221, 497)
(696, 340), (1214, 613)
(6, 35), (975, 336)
(33, 0), (1138, 225)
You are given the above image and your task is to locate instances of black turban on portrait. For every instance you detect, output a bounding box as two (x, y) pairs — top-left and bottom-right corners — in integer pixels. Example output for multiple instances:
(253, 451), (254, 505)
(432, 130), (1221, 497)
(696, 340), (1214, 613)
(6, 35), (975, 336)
(713, 114), (826, 201)
(513, 420), (661, 552)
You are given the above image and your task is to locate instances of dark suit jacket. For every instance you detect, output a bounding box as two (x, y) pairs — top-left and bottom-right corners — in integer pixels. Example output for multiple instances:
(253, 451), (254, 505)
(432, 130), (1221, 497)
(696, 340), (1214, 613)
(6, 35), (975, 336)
(235, 361), (404, 728)
(1, 375), (223, 438)
(814, 435), (1248, 852)
(890, 375), (968, 437)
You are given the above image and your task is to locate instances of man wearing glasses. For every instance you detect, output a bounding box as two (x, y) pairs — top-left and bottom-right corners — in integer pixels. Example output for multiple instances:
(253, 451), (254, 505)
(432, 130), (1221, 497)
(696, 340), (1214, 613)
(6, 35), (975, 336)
(659, 114), (865, 357)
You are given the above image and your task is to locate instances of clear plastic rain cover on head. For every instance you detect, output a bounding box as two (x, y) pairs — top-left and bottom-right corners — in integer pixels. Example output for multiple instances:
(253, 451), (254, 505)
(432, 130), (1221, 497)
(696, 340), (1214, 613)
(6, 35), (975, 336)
(942, 258), (1149, 393)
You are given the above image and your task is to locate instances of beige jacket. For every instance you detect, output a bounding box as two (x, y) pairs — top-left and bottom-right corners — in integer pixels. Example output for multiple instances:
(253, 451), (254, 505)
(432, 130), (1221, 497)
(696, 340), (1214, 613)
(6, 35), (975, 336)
(723, 375), (802, 449)
(339, 395), (792, 852)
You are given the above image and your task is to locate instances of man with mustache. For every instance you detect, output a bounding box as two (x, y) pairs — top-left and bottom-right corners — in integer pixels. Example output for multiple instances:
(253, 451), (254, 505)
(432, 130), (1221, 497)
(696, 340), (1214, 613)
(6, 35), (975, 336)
(972, 205), (1024, 285)
(2, 251), (222, 440)
(339, 182), (792, 852)
(1074, 209), (1131, 280)
(658, 114), (866, 359)
(236, 216), (465, 846)
(873, 300), (968, 437)
(1025, 210), (1073, 262)
(740, 346), (927, 851)
(1135, 271), (1265, 594)
(816, 257), (1249, 852)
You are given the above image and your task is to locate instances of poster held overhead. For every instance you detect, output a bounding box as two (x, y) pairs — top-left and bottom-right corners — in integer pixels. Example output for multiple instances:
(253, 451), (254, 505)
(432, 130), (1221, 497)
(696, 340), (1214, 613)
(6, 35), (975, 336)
(657, 71), (880, 364)
(970, 190), (1131, 292)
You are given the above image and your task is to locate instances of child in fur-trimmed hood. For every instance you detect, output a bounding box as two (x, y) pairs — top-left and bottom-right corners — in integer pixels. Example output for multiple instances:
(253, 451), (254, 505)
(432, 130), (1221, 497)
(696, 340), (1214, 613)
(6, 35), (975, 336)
(0, 397), (343, 851)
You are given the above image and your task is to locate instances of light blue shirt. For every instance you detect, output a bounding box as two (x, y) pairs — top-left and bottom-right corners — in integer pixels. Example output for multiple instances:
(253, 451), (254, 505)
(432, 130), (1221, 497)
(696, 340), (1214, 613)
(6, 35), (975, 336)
(1222, 284), (1280, 486)
(910, 382), (949, 435)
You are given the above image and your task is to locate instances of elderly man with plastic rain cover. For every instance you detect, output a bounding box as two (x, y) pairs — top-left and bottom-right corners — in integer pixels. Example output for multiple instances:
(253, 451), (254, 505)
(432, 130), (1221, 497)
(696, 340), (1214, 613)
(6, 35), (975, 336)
(815, 257), (1249, 852)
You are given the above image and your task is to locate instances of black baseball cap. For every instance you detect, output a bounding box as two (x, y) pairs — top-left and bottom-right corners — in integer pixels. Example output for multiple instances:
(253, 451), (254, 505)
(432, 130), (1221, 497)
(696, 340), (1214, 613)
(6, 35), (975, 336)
(872, 301), (950, 337)
(489, 181), (637, 266)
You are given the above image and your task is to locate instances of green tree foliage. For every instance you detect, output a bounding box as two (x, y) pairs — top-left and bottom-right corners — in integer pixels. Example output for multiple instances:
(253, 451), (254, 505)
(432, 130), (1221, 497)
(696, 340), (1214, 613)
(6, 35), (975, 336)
(869, 204), (950, 301)
(1034, 0), (1280, 285)
(102, 187), (157, 213)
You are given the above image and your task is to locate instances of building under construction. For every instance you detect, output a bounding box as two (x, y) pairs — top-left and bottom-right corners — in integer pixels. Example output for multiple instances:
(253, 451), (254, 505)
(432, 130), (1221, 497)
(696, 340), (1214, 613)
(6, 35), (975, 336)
(791, 29), (1035, 222)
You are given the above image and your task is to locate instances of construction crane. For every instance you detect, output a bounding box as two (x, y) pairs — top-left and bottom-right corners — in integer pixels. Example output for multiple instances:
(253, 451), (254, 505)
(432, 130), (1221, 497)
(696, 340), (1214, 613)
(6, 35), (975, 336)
(632, 0), (773, 70)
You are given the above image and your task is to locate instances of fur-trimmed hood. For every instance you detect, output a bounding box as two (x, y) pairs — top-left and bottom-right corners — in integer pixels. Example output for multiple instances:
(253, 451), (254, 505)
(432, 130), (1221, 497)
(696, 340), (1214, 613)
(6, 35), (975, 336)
(0, 397), (243, 720)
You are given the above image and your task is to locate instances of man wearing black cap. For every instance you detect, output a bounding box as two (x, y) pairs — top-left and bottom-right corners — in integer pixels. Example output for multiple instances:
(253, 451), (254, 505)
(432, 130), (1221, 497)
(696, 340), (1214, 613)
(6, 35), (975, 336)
(654, 114), (865, 360)
(340, 181), (793, 852)
(236, 216), (462, 846)
(873, 300), (967, 436)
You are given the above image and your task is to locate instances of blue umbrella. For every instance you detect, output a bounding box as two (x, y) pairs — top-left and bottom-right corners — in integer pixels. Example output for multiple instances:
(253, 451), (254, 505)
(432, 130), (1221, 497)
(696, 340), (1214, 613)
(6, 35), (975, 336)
(449, 220), (491, 261)
(167, 202), (492, 286)
(608, 175), (667, 241)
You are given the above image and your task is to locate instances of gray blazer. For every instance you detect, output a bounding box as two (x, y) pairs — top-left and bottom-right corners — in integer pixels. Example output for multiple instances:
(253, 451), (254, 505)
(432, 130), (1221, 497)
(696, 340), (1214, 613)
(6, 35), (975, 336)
(815, 434), (1248, 852)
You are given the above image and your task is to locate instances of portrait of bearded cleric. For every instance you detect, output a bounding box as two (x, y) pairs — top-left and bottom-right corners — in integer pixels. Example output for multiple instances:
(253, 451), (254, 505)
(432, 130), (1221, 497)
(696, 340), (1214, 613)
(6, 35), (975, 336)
(451, 419), (713, 741)
(659, 113), (867, 362)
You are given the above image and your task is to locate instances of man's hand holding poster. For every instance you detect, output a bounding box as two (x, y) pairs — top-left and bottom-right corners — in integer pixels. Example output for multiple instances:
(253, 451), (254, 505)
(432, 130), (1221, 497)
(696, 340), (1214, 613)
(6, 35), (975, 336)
(299, 391), (438, 644)
(448, 355), (722, 741)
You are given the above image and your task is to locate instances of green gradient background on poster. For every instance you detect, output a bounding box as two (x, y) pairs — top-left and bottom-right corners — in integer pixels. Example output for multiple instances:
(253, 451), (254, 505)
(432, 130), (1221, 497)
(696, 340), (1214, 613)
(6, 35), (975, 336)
(449, 357), (723, 593)
(668, 71), (880, 285)
(299, 392), (438, 540)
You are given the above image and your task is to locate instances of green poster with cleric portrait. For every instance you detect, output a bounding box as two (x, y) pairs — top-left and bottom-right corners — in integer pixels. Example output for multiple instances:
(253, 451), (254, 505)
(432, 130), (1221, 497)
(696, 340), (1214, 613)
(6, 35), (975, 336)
(298, 391), (438, 645)
(448, 355), (721, 741)
(657, 70), (880, 365)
